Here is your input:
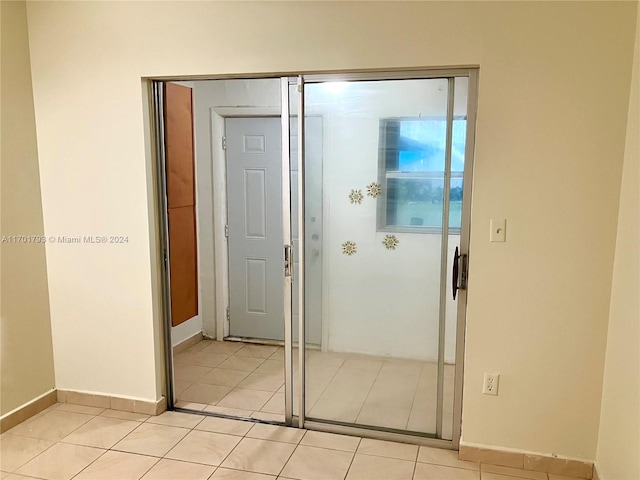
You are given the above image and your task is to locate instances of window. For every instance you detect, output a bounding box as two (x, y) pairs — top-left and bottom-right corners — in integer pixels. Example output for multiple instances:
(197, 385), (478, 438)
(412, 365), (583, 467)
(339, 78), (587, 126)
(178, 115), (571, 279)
(378, 117), (466, 233)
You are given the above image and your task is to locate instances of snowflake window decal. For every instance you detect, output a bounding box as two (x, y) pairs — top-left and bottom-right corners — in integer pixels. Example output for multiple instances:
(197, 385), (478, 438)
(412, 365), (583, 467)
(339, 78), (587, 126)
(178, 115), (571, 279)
(349, 189), (363, 204)
(341, 241), (357, 256)
(366, 182), (382, 198)
(382, 235), (399, 250)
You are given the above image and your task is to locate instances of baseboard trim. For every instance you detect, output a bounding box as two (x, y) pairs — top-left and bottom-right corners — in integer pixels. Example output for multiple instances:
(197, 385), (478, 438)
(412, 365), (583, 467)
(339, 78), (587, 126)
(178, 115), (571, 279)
(592, 462), (601, 480)
(173, 332), (204, 355)
(57, 389), (167, 416)
(0, 389), (57, 433)
(459, 444), (594, 479)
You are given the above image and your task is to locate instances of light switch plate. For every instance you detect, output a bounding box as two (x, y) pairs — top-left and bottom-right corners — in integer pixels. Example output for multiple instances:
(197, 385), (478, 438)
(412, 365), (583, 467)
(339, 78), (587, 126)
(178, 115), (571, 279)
(490, 219), (506, 242)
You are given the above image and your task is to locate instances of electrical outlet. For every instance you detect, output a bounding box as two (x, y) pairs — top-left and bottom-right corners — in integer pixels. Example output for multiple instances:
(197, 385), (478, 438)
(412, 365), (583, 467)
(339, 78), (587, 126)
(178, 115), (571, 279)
(483, 373), (500, 395)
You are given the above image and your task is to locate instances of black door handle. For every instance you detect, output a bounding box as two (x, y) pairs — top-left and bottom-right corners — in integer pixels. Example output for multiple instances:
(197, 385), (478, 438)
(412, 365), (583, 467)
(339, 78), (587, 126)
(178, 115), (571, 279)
(452, 247), (468, 300)
(452, 247), (460, 300)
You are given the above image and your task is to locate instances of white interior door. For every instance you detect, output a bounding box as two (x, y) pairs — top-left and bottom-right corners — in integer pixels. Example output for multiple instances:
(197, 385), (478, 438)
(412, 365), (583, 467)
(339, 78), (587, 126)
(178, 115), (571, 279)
(226, 116), (323, 344)
(226, 117), (284, 341)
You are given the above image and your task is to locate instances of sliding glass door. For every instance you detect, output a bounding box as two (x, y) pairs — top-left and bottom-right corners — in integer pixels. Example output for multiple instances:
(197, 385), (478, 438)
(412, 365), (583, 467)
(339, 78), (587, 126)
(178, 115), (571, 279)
(159, 69), (477, 447)
(286, 71), (476, 443)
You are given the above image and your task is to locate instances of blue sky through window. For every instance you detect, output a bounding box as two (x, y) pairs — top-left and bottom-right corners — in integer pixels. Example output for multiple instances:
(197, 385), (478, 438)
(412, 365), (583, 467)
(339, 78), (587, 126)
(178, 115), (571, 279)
(397, 119), (466, 172)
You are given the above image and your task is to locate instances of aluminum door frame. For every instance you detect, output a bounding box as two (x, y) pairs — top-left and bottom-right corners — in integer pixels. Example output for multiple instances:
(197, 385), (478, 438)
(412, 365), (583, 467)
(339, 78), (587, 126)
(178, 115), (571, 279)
(150, 67), (478, 451)
(281, 78), (294, 425)
(289, 68), (479, 449)
(281, 76), (307, 429)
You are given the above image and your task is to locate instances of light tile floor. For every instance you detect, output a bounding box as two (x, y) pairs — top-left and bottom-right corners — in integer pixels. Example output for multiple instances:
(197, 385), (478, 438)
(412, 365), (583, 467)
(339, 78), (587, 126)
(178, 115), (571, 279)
(1, 405), (585, 480)
(174, 340), (455, 436)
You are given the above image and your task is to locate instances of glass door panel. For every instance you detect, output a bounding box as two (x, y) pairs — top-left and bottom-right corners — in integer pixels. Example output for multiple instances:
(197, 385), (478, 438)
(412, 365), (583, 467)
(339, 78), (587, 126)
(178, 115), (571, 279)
(288, 77), (328, 423)
(298, 77), (455, 436)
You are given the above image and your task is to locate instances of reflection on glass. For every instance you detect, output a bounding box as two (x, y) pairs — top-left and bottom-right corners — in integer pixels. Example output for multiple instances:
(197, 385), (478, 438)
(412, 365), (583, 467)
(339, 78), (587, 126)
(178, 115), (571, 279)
(300, 78), (447, 436)
(290, 75), (470, 439)
(386, 177), (445, 228)
(391, 118), (467, 172)
(379, 115), (466, 231)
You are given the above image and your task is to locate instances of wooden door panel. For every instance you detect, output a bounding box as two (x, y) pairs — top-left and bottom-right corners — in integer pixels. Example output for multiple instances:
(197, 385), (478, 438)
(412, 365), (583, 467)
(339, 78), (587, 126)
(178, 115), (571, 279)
(164, 82), (198, 327)
(165, 82), (195, 209)
(168, 206), (198, 326)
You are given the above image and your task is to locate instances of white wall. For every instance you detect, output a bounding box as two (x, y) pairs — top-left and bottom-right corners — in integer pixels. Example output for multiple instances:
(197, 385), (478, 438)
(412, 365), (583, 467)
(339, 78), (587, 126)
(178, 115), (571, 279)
(596, 4), (640, 479)
(170, 316), (201, 348)
(24, 1), (637, 460)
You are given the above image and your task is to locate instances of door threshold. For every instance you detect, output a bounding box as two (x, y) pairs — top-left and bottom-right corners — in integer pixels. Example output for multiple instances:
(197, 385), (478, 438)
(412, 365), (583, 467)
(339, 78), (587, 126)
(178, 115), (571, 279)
(224, 336), (321, 350)
(174, 407), (285, 427)
(224, 336), (284, 347)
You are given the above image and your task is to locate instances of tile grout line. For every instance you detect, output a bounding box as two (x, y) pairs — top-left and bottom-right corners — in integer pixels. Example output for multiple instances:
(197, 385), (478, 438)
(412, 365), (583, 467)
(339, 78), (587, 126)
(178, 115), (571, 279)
(209, 349), (271, 411)
(303, 355), (343, 415)
(211, 418), (255, 473)
(275, 430), (305, 478)
(406, 362), (429, 432)
(187, 343), (283, 419)
(351, 361), (384, 425)
(118, 411), (205, 478)
(5, 408), (100, 474)
(4, 431), (60, 474)
(68, 408), (163, 480)
(68, 446), (115, 480)
(342, 436), (363, 480)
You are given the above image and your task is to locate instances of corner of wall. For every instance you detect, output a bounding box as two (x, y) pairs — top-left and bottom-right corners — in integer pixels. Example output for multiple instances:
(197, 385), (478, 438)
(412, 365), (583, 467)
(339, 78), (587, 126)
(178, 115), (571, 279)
(595, 3), (640, 479)
(0, 0), (56, 415)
